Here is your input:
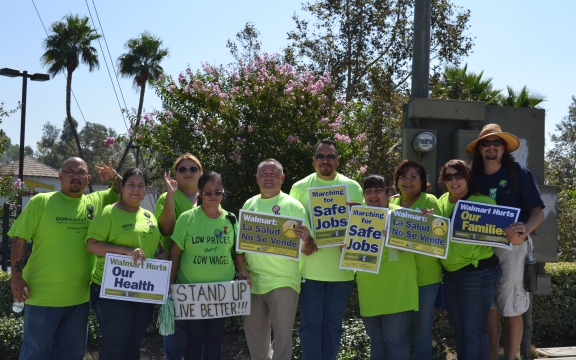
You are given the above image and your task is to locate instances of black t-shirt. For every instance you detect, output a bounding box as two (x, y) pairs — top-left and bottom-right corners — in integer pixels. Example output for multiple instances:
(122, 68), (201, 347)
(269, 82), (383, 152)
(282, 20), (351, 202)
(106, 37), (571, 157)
(475, 164), (545, 223)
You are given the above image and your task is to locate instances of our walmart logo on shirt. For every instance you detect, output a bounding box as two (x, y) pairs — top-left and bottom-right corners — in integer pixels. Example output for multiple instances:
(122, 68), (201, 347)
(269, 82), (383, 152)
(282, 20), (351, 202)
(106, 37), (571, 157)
(489, 188), (497, 200)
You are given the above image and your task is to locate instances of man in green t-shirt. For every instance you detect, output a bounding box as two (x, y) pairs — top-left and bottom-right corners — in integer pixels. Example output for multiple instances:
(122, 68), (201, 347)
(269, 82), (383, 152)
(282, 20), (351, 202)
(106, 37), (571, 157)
(289, 139), (364, 360)
(9, 158), (120, 360)
(236, 158), (313, 360)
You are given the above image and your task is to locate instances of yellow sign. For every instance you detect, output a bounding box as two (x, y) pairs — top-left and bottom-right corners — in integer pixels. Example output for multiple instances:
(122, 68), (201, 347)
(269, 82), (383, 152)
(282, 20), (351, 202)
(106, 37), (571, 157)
(307, 185), (349, 247)
(339, 206), (388, 273)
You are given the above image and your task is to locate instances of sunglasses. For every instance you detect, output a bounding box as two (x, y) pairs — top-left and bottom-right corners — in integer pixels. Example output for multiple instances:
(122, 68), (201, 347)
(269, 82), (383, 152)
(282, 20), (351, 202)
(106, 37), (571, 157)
(314, 153), (337, 161)
(443, 172), (465, 181)
(479, 139), (505, 147)
(177, 166), (199, 174)
(203, 190), (224, 197)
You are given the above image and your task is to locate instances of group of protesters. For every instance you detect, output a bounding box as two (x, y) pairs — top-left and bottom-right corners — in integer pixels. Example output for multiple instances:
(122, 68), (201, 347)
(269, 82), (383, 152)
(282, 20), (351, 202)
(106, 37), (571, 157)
(9, 123), (544, 360)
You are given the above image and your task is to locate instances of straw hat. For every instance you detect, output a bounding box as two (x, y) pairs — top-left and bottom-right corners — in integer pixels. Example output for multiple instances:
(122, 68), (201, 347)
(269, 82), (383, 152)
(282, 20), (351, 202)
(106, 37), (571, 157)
(465, 123), (520, 154)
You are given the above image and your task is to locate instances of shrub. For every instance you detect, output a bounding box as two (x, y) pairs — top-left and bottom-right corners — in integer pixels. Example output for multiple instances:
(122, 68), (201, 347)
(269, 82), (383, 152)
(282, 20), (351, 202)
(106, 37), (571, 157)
(0, 316), (23, 360)
(532, 262), (576, 346)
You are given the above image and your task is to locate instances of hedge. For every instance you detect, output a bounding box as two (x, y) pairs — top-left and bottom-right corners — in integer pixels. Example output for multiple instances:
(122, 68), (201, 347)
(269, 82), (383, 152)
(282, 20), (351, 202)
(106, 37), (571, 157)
(1, 263), (575, 359)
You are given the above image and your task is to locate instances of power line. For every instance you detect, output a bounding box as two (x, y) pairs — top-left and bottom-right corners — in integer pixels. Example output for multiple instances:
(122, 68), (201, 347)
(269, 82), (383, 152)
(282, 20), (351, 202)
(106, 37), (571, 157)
(84, 0), (129, 132)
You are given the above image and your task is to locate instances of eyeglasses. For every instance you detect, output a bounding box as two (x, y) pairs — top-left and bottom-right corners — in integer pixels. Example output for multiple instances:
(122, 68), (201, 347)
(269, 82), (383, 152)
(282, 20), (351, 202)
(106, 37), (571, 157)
(177, 166), (199, 174)
(399, 175), (420, 182)
(479, 139), (505, 147)
(364, 188), (387, 195)
(314, 153), (337, 161)
(61, 170), (89, 178)
(203, 190), (224, 197)
(443, 172), (465, 181)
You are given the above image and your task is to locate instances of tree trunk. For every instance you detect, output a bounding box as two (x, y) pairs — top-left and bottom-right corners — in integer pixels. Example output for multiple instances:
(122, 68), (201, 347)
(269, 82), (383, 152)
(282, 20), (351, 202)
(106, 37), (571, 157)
(117, 83), (145, 172)
(66, 68), (93, 192)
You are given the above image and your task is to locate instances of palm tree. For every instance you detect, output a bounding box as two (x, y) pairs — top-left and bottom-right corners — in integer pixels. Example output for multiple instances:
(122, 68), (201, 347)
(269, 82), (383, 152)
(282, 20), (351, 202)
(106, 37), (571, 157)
(497, 85), (546, 108)
(432, 64), (501, 105)
(41, 14), (101, 164)
(118, 32), (169, 125)
(117, 32), (169, 167)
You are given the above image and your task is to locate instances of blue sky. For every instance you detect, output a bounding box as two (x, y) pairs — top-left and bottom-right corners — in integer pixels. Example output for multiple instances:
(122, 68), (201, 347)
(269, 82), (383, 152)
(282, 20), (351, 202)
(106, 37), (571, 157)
(1, 0), (574, 155)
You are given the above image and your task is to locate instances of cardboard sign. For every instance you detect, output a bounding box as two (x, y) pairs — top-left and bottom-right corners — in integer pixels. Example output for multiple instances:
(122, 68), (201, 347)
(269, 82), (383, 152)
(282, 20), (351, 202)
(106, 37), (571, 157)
(100, 254), (171, 304)
(451, 200), (520, 250)
(237, 210), (304, 260)
(171, 280), (250, 319)
(307, 185), (349, 247)
(339, 206), (388, 273)
(386, 208), (450, 259)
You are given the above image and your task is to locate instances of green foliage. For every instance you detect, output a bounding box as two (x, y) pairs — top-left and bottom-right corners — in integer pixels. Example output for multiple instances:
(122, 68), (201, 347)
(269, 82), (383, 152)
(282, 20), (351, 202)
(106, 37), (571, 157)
(545, 96), (576, 261)
(0, 271), (20, 318)
(134, 53), (369, 213)
(431, 63), (501, 104)
(533, 263), (576, 346)
(0, 317), (23, 360)
(496, 85), (546, 108)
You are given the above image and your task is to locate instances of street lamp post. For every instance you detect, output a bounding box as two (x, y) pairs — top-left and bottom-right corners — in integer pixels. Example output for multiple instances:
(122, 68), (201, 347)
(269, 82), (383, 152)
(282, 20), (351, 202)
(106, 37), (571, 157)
(0, 68), (50, 213)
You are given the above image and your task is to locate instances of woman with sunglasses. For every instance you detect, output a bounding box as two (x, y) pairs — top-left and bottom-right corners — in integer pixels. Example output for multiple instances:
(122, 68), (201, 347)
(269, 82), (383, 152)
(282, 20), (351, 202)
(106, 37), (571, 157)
(389, 160), (441, 360)
(156, 154), (203, 255)
(87, 168), (163, 360)
(165, 171), (238, 360)
(357, 175), (418, 359)
(437, 159), (500, 360)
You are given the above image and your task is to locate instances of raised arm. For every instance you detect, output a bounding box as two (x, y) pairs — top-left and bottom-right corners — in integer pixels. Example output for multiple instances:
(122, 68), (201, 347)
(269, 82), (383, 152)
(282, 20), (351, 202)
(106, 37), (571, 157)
(95, 161), (122, 193)
(157, 172), (178, 236)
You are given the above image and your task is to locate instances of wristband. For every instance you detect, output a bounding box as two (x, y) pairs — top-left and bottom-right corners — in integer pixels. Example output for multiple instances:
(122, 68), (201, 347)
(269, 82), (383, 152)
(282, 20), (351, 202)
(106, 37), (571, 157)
(112, 172), (118, 181)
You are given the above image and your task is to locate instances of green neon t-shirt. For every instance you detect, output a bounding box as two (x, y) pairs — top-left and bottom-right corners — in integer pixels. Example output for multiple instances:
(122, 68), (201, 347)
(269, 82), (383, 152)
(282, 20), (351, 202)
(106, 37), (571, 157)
(240, 192), (310, 294)
(7, 188), (118, 307)
(289, 173), (364, 282)
(389, 192), (442, 286)
(88, 205), (161, 285)
(155, 189), (196, 254)
(171, 206), (236, 284)
(356, 204), (419, 316)
(438, 193), (495, 272)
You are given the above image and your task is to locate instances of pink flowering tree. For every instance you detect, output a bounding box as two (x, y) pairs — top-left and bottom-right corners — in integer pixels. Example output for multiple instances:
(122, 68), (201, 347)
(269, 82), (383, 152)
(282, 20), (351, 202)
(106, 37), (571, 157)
(130, 53), (369, 211)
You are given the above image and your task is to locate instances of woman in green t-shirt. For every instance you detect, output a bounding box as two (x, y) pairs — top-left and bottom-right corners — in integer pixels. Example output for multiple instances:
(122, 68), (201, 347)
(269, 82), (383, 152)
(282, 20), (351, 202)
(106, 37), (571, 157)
(165, 171), (238, 360)
(156, 153), (204, 255)
(357, 175), (418, 360)
(437, 159), (500, 360)
(389, 160), (441, 360)
(86, 168), (163, 360)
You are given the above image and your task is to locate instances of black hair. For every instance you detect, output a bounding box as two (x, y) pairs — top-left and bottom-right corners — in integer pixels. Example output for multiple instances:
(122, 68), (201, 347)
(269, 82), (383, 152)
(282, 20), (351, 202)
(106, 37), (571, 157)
(314, 139), (339, 156)
(197, 171), (224, 206)
(121, 168), (148, 186)
(362, 175), (390, 194)
(393, 160), (430, 192)
(471, 142), (516, 176)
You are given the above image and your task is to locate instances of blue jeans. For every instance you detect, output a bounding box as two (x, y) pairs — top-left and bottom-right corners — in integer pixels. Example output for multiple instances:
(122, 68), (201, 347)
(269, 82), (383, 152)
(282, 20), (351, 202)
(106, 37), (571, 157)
(412, 282), (440, 360)
(164, 318), (224, 360)
(91, 283), (155, 360)
(299, 279), (354, 360)
(443, 266), (500, 360)
(19, 302), (90, 360)
(363, 311), (413, 360)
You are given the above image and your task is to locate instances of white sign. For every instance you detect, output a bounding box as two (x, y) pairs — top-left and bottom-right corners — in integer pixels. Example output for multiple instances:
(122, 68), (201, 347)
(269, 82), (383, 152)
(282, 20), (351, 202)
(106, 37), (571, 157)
(171, 280), (251, 319)
(100, 254), (171, 305)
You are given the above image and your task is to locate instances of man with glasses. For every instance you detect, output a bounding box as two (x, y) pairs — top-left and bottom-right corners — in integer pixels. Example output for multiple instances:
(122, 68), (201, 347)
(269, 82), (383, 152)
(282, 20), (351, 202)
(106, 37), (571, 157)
(289, 139), (363, 360)
(9, 157), (121, 360)
(236, 158), (312, 360)
(467, 124), (544, 360)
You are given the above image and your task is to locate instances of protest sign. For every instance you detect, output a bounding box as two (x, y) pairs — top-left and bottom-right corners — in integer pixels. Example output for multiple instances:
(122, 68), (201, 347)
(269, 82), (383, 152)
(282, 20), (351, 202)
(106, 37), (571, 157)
(100, 254), (171, 304)
(386, 208), (450, 259)
(339, 206), (388, 273)
(172, 280), (250, 319)
(237, 210), (304, 260)
(450, 200), (520, 250)
(307, 185), (349, 247)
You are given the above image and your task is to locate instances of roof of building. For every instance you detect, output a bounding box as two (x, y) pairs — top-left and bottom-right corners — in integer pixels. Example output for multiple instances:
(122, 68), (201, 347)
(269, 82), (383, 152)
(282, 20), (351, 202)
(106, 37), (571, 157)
(1, 156), (60, 178)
